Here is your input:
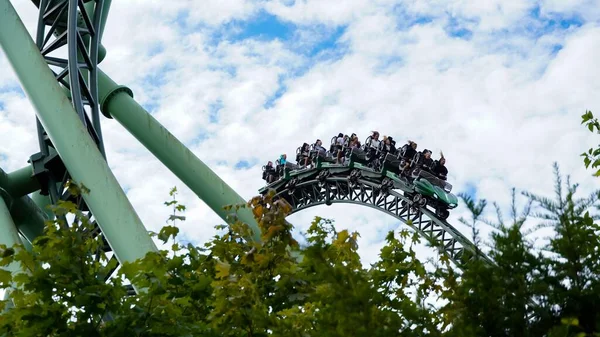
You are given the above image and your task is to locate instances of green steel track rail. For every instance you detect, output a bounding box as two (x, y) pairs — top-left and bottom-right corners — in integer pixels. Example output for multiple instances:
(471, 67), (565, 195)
(259, 164), (492, 269)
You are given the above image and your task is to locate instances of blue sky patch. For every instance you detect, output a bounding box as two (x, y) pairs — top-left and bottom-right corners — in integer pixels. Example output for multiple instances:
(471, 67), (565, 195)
(142, 64), (175, 88)
(142, 102), (159, 113)
(232, 11), (294, 42)
(0, 85), (25, 97)
(264, 75), (287, 109)
(444, 15), (475, 40)
(148, 42), (164, 57)
(300, 25), (347, 58)
(234, 159), (258, 170)
(208, 100), (223, 123)
(527, 5), (584, 38)
(463, 182), (478, 200)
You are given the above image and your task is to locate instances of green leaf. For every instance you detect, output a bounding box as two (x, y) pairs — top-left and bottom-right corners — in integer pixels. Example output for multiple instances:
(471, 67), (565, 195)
(158, 225), (180, 243)
(215, 261), (230, 279)
(582, 110), (594, 123)
(561, 317), (579, 326)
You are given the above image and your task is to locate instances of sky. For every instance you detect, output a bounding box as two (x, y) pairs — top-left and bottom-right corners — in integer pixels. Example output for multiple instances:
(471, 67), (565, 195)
(1, 0), (599, 266)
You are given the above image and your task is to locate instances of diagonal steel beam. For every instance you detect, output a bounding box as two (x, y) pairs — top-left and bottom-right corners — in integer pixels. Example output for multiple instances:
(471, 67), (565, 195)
(0, 0), (156, 273)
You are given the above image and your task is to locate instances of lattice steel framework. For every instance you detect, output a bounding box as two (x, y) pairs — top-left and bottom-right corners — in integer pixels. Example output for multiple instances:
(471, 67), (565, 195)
(32, 0), (124, 291)
(0, 0), (261, 300)
(264, 169), (491, 268)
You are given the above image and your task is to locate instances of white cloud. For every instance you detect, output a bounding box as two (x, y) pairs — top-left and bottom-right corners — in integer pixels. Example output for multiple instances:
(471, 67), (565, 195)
(1, 0), (599, 269)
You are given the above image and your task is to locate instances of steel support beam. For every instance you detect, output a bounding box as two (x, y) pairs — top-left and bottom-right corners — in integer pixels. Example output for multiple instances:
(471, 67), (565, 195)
(0, 194), (27, 311)
(97, 71), (261, 242)
(30, 191), (55, 221)
(10, 196), (47, 243)
(97, 0), (112, 44)
(0, 166), (39, 198)
(0, 0), (157, 268)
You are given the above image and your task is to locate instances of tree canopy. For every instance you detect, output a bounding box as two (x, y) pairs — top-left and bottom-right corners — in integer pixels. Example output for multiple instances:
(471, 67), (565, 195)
(0, 112), (598, 336)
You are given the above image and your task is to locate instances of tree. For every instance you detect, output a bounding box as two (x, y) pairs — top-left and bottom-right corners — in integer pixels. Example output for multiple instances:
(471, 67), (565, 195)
(440, 163), (600, 336)
(0, 186), (444, 336)
(581, 110), (600, 177)
(438, 189), (543, 337)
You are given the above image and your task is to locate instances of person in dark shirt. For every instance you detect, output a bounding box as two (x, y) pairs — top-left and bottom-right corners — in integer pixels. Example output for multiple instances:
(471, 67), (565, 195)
(262, 161), (277, 183)
(382, 136), (397, 155)
(432, 152), (448, 180)
(420, 149), (434, 171)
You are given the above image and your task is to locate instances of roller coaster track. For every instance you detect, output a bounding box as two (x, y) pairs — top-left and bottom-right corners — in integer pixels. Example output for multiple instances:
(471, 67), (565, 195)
(259, 165), (492, 269)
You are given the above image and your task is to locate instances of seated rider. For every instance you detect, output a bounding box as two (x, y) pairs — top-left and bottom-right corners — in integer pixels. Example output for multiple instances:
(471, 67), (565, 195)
(412, 149), (434, 173)
(348, 133), (361, 148)
(400, 140), (417, 170)
(421, 149), (434, 170)
(382, 136), (397, 156)
(314, 139), (327, 155)
(365, 131), (380, 159)
(299, 143), (311, 166)
(262, 161), (277, 183)
(369, 131), (381, 150)
(276, 154), (287, 175)
(431, 152), (448, 180)
(335, 133), (344, 163)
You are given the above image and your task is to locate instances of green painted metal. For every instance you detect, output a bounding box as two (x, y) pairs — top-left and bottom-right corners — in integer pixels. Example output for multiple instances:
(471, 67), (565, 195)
(97, 0), (112, 44)
(413, 176), (458, 208)
(97, 71), (262, 242)
(10, 196), (48, 244)
(0, 166), (39, 198)
(0, 0), (157, 270)
(84, 0), (110, 63)
(0, 195), (27, 304)
(30, 191), (55, 221)
(0, 166), (47, 245)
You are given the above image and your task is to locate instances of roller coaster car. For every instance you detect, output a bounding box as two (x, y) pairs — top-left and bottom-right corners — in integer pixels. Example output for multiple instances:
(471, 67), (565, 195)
(349, 147), (368, 165)
(276, 161), (300, 179)
(409, 169), (458, 220)
(311, 147), (336, 165)
(383, 153), (402, 174)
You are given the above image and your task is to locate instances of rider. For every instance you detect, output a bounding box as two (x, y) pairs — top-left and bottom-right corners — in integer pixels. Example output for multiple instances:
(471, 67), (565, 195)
(382, 136), (397, 155)
(349, 134), (361, 148)
(314, 139), (327, 154)
(298, 143), (311, 166)
(335, 133), (345, 164)
(369, 131), (381, 149)
(262, 161), (277, 183)
(276, 154), (287, 176)
(400, 140), (417, 171)
(431, 152), (448, 180)
(420, 149), (434, 171)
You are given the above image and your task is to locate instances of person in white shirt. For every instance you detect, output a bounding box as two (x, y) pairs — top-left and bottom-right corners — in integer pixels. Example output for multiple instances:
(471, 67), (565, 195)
(369, 131), (381, 149)
(334, 133), (345, 164)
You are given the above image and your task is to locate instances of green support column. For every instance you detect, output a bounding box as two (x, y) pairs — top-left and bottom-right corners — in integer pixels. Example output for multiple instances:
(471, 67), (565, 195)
(0, 0), (157, 269)
(10, 196), (47, 243)
(31, 191), (54, 221)
(0, 167), (47, 245)
(0, 166), (39, 198)
(97, 0), (112, 43)
(97, 71), (261, 242)
(0, 193), (27, 311)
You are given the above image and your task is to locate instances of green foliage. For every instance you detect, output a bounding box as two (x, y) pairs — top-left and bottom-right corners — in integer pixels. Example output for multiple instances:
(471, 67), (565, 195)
(0, 186), (444, 335)
(441, 164), (600, 336)
(1, 131), (599, 335)
(581, 110), (600, 177)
